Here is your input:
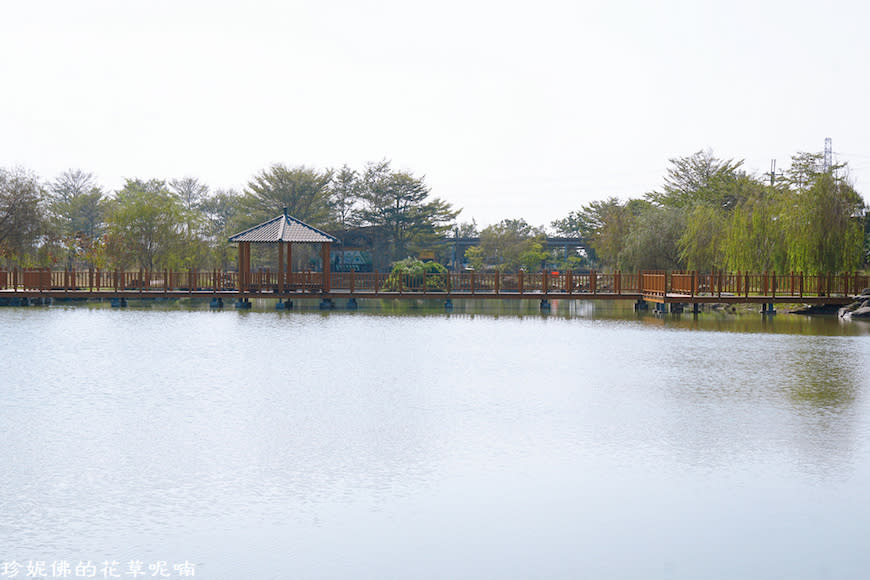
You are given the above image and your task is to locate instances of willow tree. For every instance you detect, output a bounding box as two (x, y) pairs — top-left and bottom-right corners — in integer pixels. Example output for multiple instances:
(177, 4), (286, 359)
(721, 187), (788, 273)
(782, 172), (865, 273)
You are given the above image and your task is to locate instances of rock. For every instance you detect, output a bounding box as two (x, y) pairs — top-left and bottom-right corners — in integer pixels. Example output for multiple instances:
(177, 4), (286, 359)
(840, 296), (870, 319)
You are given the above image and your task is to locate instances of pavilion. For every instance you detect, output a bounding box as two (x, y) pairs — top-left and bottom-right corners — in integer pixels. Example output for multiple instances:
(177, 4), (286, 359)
(228, 208), (339, 294)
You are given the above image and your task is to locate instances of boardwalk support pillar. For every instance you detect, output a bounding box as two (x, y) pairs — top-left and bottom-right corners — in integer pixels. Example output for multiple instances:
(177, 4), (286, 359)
(111, 297), (127, 308)
(275, 299), (287, 310)
(235, 298), (252, 309)
(693, 302), (700, 315)
(634, 299), (648, 311)
(210, 297), (224, 309)
(762, 303), (777, 316)
(346, 298), (358, 310)
(444, 298), (453, 310)
(540, 299), (551, 312)
(319, 298), (335, 310)
(670, 303), (684, 314)
(655, 302), (668, 314)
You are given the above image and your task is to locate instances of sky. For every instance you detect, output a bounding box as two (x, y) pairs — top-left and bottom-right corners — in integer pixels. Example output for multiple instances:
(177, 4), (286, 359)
(2, 0), (869, 228)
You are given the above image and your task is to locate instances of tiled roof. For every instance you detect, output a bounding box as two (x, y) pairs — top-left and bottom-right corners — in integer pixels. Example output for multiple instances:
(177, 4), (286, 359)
(228, 211), (339, 244)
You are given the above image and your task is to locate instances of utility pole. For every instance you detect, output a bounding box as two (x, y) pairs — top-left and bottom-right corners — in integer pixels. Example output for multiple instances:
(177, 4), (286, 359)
(766, 159), (783, 187)
(823, 137), (833, 173)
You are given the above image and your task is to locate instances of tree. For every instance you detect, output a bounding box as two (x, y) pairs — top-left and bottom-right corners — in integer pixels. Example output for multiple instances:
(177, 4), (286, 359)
(553, 197), (647, 268)
(618, 205), (685, 271)
(781, 172), (865, 273)
(170, 177), (209, 211)
(0, 167), (45, 264)
(327, 164), (362, 231)
(359, 160), (458, 265)
(647, 150), (746, 210)
(244, 164), (333, 228)
(721, 186), (788, 273)
(198, 188), (245, 269)
(104, 179), (190, 270)
(472, 219), (547, 272)
(48, 170), (106, 267)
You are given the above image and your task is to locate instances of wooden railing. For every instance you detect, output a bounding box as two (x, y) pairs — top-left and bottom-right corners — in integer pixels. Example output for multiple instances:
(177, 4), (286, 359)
(1, 268), (865, 299)
(0, 268), (643, 296)
(645, 271), (868, 299)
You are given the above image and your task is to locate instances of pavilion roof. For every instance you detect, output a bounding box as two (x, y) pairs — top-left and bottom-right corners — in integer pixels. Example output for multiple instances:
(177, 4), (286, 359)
(228, 209), (339, 244)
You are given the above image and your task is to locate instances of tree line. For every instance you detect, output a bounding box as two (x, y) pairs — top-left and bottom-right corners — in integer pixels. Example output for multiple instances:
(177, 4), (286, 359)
(551, 150), (868, 275)
(0, 149), (867, 274)
(0, 160), (458, 272)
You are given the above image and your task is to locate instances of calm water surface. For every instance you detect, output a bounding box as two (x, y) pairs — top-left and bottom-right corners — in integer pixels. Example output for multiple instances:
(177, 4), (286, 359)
(1, 300), (869, 579)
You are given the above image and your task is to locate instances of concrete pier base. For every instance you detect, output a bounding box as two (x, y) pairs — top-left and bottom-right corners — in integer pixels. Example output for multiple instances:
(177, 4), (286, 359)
(319, 298), (335, 310)
(634, 299), (648, 311)
(111, 297), (127, 308)
(235, 298), (252, 309)
(346, 298), (358, 310)
(540, 299), (551, 312)
(762, 303), (777, 315)
(444, 298), (453, 310)
(210, 297), (224, 309)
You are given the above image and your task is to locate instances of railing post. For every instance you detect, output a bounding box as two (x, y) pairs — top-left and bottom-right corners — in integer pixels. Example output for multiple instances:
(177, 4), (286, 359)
(772, 271), (777, 299)
(471, 270), (476, 294)
(590, 270), (596, 295)
(542, 270), (549, 295)
(518, 270), (524, 294)
(616, 271), (622, 296)
(495, 270), (500, 295)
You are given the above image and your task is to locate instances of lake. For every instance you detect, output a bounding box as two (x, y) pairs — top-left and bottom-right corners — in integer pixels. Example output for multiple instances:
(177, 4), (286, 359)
(1, 299), (869, 579)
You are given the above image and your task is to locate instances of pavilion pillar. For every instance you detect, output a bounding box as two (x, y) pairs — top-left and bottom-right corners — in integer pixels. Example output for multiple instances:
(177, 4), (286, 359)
(277, 243), (285, 293)
(321, 242), (332, 293)
(287, 242), (293, 286)
(238, 241), (251, 293)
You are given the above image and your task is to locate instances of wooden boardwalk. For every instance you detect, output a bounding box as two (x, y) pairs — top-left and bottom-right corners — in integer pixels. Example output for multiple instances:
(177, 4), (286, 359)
(0, 268), (866, 308)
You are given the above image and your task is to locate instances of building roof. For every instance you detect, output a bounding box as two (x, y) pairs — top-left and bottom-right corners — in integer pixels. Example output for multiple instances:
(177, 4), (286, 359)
(228, 209), (339, 244)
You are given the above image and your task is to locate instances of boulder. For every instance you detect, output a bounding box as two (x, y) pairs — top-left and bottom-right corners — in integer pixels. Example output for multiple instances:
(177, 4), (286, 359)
(840, 298), (870, 319)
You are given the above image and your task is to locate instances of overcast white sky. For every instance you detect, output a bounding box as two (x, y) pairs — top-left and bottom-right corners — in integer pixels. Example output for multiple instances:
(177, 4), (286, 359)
(2, 0), (869, 228)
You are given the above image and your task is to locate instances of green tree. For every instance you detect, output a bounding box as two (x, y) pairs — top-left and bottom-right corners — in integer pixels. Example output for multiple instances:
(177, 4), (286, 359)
(0, 167), (45, 265)
(678, 203), (726, 271)
(647, 149), (746, 210)
(244, 164), (333, 228)
(328, 164), (362, 231)
(359, 160), (458, 265)
(553, 197), (647, 268)
(472, 219), (546, 272)
(170, 176), (209, 211)
(619, 205), (685, 271)
(48, 169), (107, 268)
(199, 188), (245, 269)
(721, 186), (788, 272)
(781, 172), (865, 273)
(105, 179), (190, 270)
